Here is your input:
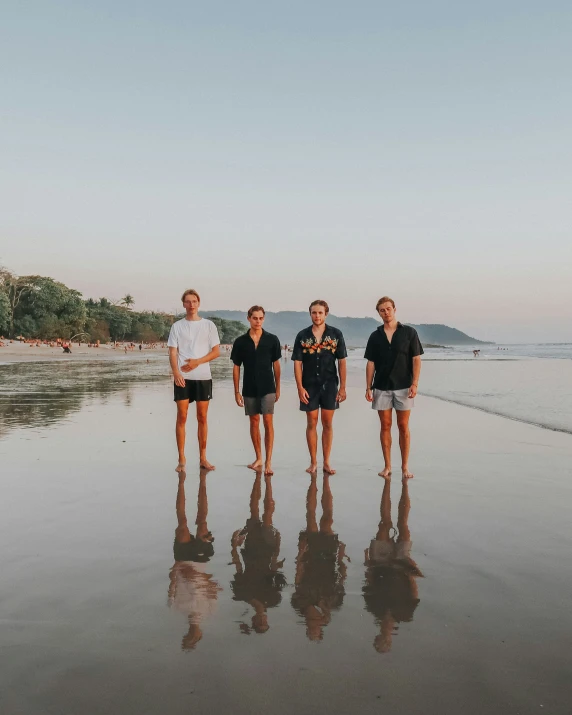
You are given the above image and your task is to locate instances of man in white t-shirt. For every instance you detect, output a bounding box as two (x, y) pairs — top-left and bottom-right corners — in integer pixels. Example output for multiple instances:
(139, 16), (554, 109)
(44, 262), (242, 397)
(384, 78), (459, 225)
(168, 289), (221, 472)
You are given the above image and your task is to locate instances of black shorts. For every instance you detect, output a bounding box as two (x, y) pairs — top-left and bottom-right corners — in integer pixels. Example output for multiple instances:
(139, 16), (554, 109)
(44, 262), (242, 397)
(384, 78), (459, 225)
(173, 379), (213, 402)
(300, 382), (339, 412)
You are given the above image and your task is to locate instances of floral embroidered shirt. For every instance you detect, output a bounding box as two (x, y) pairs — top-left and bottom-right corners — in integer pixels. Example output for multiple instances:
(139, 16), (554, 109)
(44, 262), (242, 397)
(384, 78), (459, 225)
(291, 324), (347, 388)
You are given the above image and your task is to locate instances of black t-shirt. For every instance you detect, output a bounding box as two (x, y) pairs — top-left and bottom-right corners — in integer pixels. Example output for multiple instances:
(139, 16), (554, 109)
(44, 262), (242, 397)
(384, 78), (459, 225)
(291, 324), (347, 388)
(230, 330), (281, 398)
(364, 323), (424, 390)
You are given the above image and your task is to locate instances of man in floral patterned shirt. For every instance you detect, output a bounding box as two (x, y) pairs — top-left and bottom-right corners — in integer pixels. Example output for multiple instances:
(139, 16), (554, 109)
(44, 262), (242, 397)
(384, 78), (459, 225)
(292, 300), (347, 475)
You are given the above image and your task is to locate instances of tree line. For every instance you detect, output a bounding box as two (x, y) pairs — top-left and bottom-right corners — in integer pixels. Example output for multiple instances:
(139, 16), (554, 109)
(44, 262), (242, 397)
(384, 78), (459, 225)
(0, 268), (246, 344)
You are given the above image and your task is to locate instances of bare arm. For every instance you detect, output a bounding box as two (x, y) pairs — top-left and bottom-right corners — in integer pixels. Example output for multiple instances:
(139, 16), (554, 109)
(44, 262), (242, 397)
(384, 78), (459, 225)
(294, 361), (309, 404)
(409, 355), (422, 398)
(273, 360), (281, 401)
(365, 360), (375, 401)
(337, 358), (347, 402)
(233, 364), (244, 406)
(181, 345), (221, 373)
(169, 346), (186, 387)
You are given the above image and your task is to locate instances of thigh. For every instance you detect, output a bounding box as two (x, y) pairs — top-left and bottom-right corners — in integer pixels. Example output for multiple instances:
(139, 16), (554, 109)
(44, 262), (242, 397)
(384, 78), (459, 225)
(305, 409), (319, 426)
(396, 409), (411, 429)
(195, 400), (210, 419)
(320, 408), (336, 426)
(176, 399), (190, 418)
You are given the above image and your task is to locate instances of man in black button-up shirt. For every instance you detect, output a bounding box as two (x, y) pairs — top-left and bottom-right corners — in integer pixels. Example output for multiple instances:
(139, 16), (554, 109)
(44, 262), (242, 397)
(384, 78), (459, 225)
(292, 300), (347, 475)
(364, 297), (423, 479)
(231, 306), (282, 476)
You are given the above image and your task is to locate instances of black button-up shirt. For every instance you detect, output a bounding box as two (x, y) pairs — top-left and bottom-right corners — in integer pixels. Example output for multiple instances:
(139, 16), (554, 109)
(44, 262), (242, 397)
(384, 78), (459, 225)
(364, 323), (423, 390)
(292, 324), (347, 388)
(230, 330), (282, 398)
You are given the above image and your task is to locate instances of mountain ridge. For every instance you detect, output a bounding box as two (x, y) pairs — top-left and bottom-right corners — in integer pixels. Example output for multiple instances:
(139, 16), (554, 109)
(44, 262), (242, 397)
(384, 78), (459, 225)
(203, 310), (493, 346)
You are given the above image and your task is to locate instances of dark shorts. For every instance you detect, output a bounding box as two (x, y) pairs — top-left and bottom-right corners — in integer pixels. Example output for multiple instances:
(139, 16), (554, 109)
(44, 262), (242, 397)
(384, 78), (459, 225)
(300, 382), (339, 412)
(173, 379), (213, 402)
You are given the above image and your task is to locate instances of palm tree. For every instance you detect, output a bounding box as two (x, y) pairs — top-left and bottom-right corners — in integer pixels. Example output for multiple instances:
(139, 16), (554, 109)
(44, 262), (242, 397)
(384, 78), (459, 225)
(121, 294), (135, 310)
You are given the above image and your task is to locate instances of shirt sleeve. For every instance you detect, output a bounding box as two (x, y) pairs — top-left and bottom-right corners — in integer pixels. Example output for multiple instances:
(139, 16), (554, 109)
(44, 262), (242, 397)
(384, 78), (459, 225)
(230, 340), (242, 366)
(410, 330), (424, 357)
(272, 336), (282, 362)
(209, 321), (221, 349)
(335, 331), (348, 359)
(364, 333), (376, 361)
(291, 332), (303, 361)
(167, 324), (178, 348)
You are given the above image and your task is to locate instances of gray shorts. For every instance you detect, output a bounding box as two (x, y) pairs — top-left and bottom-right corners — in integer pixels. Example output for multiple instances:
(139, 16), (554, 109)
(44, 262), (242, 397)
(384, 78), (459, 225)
(372, 388), (414, 411)
(244, 393), (276, 416)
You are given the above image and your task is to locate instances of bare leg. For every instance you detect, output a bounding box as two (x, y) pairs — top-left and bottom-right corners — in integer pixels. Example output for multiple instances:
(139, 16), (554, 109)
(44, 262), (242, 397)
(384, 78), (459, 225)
(248, 414), (263, 471)
(320, 474), (334, 533)
(175, 399), (189, 471)
(263, 413), (274, 475)
(305, 410), (319, 473)
(196, 401), (215, 470)
(378, 410), (393, 478)
(397, 410), (413, 478)
(321, 409), (336, 474)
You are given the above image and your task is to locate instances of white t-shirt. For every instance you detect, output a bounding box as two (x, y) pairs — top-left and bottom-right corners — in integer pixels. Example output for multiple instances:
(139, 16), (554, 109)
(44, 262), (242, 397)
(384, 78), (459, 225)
(167, 318), (221, 381)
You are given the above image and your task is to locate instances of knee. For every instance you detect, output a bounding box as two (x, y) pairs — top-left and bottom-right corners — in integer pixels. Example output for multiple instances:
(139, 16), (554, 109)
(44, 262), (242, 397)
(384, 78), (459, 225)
(197, 413), (208, 426)
(307, 416), (318, 429)
(176, 411), (188, 425)
(321, 417), (333, 431)
(250, 415), (260, 427)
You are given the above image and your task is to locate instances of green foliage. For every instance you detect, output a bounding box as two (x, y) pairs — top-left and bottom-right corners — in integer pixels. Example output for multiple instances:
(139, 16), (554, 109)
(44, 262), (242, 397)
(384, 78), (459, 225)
(0, 291), (9, 334)
(14, 277), (87, 339)
(206, 316), (246, 344)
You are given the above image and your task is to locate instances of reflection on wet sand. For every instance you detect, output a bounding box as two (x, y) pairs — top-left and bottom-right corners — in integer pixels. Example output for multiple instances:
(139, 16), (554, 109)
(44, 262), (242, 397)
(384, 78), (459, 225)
(363, 478), (423, 653)
(292, 474), (349, 641)
(230, 472), (286, 634)
(168, 469), (222, 650)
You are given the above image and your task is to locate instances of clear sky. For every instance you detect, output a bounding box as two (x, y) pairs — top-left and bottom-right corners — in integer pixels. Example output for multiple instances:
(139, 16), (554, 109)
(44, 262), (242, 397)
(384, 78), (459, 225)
(1, 1), (571, 342)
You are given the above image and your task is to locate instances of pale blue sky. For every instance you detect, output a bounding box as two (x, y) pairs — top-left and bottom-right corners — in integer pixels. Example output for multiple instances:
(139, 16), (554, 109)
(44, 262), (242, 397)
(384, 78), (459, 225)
(1, 1), (571, 341)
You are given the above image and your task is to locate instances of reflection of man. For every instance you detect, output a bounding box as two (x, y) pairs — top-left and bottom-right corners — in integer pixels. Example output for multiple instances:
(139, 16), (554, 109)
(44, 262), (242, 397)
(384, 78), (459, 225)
(168, 469), (222, 650)
(230, 472), (285, 634)
(292, 300), (347, 475)
(231, 306), (282, 476)
(365, 297), (423, 479)
(168, 289), (220, 472)
(363, 479), (423, 653)
(291, 474), (348, 641)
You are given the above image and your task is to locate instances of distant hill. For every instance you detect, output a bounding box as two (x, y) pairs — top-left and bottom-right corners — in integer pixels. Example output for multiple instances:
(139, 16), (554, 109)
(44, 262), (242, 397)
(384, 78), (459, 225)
(204, 310), (492, 347)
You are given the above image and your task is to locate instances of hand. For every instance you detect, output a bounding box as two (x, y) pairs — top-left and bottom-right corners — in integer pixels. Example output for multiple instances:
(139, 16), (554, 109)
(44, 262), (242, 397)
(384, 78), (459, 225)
(235, 391), (244, 407)
(336, 387), (347, 403)
(174, 372), (186, 387)
(182, 358), (200, 373)
(275, 389), (280, 402)
(298, 387), (310, 405)
(365, 388), (373, 402)
(409, 383), (418, 398)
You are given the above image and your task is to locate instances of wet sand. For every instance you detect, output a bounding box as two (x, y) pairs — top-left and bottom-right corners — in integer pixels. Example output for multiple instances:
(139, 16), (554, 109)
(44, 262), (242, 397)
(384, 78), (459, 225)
(1, 374), (571, 714)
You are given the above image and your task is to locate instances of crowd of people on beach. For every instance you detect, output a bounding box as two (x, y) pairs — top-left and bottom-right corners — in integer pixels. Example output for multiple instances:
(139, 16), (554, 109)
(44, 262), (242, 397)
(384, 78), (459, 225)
(168, 467), (422, 651)
(168, 289), (423, 480)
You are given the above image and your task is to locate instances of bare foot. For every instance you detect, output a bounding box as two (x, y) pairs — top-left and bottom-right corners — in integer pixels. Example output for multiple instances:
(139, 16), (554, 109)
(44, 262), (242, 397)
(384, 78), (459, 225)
(306, 463), (318, 474)
(323, 463), (336, 475)
(264, 463), (274, 476)
(200, 459), (216, 471)
(402, 467), (414, 479)
(175, 462), (186, 473)
(378, 466), (392, 479)
(248, 459), (264, 471)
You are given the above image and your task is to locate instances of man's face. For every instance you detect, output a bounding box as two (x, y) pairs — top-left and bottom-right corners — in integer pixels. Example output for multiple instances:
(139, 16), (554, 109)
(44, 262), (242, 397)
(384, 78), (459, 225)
(310, 305), (327, 327)
(248, 311), (265, 330)
(183, 294), (200, 315)
(377, 302), (395, 324)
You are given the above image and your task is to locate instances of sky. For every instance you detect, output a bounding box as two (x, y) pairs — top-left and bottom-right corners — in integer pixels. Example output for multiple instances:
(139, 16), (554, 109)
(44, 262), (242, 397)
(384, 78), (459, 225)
(1, 1), (571, 342)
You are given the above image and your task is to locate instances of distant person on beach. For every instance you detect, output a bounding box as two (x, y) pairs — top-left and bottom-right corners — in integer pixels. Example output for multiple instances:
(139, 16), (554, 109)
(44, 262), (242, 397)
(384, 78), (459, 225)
(168, 289), (220, 472)
(473, 349), (480, 357)
(292, 300), (347, 475)
(365, 297), (423, 479)
(231, 306), (281, 475)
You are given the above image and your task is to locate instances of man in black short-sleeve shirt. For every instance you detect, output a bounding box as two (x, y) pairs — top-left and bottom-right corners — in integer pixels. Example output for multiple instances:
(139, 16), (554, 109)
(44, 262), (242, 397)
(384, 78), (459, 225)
(292, 300), (347, 475)
(231, 306), (282, 476)
(364, 297), (423, 480)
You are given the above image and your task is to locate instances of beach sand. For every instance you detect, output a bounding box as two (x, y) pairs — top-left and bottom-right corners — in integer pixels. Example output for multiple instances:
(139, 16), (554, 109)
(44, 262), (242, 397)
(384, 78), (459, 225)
(0, 373), (571, 714)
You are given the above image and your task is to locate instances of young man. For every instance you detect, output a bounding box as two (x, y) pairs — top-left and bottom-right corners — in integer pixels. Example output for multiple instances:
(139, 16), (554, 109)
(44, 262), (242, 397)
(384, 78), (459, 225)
(231, 306), (281, 476)
(292, 300), (347, 475)
(168, 289), (220, 472)
(364, 296), (423, 479)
